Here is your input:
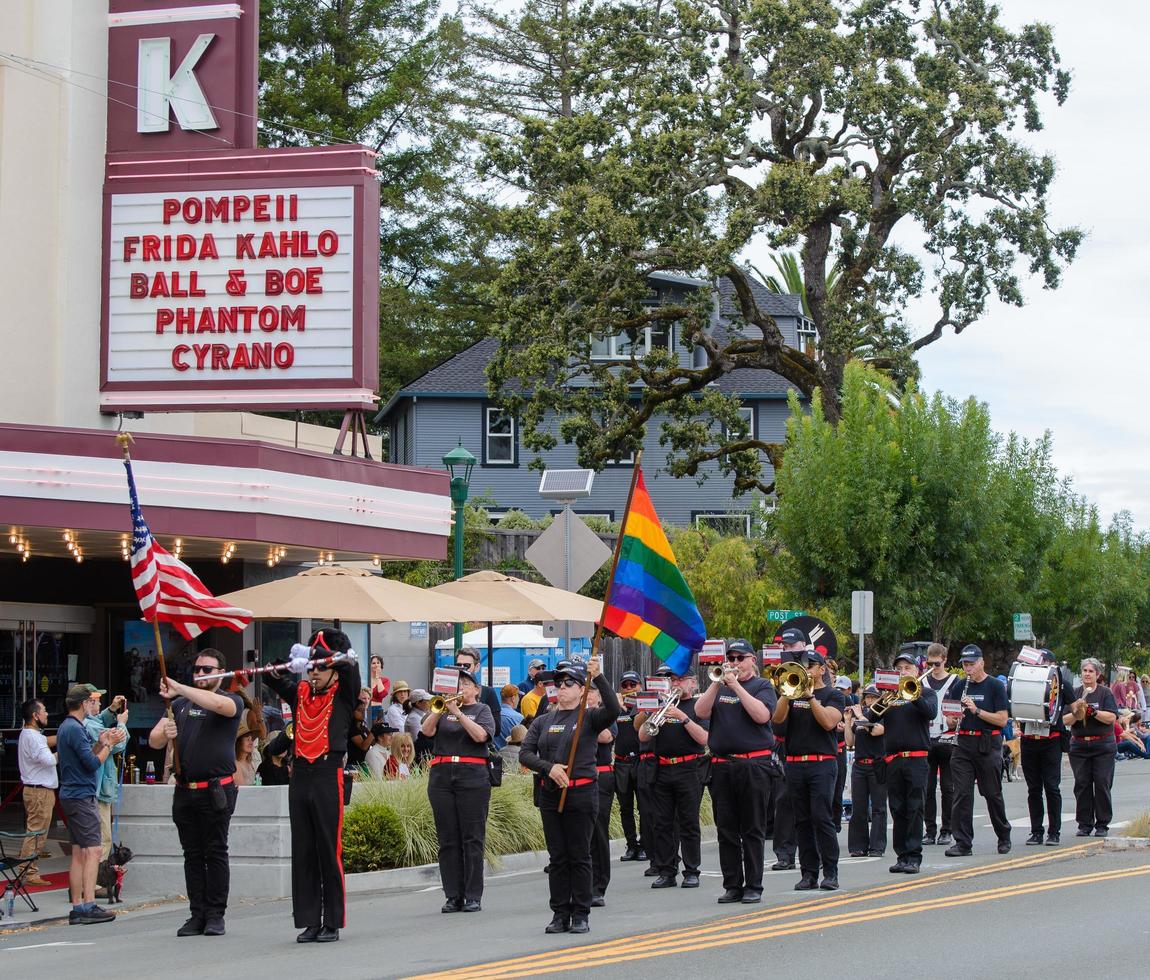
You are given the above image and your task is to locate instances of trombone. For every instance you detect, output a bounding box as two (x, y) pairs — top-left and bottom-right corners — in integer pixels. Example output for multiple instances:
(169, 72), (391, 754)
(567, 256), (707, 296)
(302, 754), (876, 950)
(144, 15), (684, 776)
(773, 662), (813, 699)
(870, 675), (922, 717)
(429, 693), (464, 714)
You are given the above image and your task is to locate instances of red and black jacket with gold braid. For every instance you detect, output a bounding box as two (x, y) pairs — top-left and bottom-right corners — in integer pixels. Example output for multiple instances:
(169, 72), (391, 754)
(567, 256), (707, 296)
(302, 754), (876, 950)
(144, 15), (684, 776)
(267, 659), (362, 765)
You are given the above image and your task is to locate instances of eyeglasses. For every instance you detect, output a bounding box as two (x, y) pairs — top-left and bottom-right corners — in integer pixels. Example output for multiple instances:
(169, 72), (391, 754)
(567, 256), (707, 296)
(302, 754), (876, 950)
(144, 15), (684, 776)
(193, 665), (217, 674)
(620, 681), (640, 688)
(726, 654), (752, 662)
(557, 678), (582, 688)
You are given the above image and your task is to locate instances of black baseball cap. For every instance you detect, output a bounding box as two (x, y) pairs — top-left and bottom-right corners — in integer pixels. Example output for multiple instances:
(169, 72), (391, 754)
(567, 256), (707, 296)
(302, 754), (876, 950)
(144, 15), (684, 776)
(620, 671), (641, 685)
(555, 663), (587, 686)
(959, 645), (983, 662)
(863, 683), (880, 697)
(654, 665), (674, 677)
(726, 639), (755, 657)
(779, 627), (808, 645)
(893, 650), (919, 666)
(801, 650), (827, 667)
(455, 667), (479, 686)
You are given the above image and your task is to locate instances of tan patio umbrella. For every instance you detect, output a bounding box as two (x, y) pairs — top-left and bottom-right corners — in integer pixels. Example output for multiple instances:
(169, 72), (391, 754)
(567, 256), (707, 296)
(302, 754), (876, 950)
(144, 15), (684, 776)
(217, 565), (496, 624)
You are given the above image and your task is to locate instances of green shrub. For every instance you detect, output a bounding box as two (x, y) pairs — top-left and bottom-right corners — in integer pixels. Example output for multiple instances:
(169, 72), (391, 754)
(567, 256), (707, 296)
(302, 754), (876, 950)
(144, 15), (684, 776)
(342, 798), (404, 872)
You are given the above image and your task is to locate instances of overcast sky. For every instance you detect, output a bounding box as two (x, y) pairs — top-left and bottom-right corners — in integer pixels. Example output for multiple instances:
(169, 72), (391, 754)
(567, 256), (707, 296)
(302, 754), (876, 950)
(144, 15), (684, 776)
(910, 1), (1150, 528)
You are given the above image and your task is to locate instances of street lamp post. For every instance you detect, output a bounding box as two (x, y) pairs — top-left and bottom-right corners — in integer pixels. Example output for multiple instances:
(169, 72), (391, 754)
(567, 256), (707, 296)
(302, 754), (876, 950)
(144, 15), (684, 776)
(443, 442), (476, 653)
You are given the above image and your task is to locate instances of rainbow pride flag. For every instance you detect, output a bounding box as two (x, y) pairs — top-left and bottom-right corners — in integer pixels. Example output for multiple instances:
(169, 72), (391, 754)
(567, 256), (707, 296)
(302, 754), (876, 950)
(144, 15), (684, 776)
(602, 470), (706, 674)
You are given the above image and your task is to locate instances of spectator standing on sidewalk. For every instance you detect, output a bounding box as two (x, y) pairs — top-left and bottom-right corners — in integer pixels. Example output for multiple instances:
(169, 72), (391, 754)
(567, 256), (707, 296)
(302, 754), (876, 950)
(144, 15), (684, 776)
(17, 698), (57, 887)
(81, 694), (129, 859)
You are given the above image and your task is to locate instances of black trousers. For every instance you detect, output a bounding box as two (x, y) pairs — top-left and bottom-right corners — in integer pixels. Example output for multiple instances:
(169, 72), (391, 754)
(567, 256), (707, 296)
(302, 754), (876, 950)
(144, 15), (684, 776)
(710, 757), (773, 891)
(787, 759), (838, 877)
(773, 773), (796, 863)
(833, 747), (847, 830)
(172, 781), (238, 921)
(591, 772), (614, 896)
(1070, 742), (1116, 832)
(847, 763), (887, 855)
(541, 785), (598, 918)
(650, 762), (703, 877)
(925, 739), (954, 836)
(950, 737), (1011, 849)
(289, 761), (347, 929)
(886, 757), (927, 864)
(614, 759), (650, 851)
(428, 763), (492, 902)
(1021, 738), (1064, 834)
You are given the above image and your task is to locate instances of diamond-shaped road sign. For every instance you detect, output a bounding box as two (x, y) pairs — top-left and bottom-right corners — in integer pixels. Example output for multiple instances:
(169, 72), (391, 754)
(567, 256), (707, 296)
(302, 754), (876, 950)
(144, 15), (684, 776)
(525, 510), (612, 593)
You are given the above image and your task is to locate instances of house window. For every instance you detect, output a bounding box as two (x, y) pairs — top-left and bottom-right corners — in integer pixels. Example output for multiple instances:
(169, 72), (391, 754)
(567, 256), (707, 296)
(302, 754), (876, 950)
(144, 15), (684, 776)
(607, 448), (636, 466)
(549, 510), (615, 522)
(484, 407), (516, 465)
(485, 510), (510, 524)
(797, 318), (817, 355)
(590, 323), (675, 360)
(693, 512), (752, 537)
(725, 405), (756, 440)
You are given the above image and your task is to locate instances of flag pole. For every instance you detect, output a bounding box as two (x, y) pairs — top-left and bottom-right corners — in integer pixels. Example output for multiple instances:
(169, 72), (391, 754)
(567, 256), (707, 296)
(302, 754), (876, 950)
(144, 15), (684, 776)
(559, 451), (644, 813)
(117, 432), (180, 777)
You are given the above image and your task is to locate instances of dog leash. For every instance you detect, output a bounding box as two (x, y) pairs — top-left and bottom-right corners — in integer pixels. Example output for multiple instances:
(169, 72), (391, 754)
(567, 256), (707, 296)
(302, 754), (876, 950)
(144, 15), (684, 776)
(112, 744), (126, 844)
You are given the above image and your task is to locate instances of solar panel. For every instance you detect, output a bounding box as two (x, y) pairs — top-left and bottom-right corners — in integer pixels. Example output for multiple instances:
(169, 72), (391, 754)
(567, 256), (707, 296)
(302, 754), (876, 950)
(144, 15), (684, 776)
(538, 469), (596, 499)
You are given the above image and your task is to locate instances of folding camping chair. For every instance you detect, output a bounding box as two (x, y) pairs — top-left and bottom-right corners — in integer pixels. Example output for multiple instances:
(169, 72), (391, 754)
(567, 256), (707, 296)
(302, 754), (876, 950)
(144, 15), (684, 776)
(0, 830), (41, 913)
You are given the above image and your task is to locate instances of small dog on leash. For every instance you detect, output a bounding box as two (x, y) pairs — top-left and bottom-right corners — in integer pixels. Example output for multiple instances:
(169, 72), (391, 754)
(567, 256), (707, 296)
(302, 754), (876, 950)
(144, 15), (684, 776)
(97, 842), (134, 904)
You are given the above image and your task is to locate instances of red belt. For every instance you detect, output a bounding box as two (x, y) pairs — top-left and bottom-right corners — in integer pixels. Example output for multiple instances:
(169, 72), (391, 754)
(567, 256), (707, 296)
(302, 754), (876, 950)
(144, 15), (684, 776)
(614, 753), (639, 762)
(837, 741), (846, 750)
(853, 757), (875, 765)
(429, 755), (487, 766)
(713, 749), (774, 763)
(639, 752), (655, 760)
(786, 754), (836, 762)
(1072, 735), (1109, 742)
(181, 775), (234, 790)
(1023, 733), (1062, 740)
(885, 750), (929, 762)
(658, 754), (701, 766)
(569, 777), (596, 787)
(958, 730), (1001, 737)
(596, 764), (614, 773)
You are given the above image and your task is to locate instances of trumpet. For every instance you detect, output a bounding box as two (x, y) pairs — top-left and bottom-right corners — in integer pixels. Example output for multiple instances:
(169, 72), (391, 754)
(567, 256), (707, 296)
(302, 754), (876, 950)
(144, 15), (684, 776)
(429, 693), (464, 714)
(642, 689), (683, 737)
(708, 664), (732, 683)
(870, 675), (922, 717)
(774, 662), (813, 699)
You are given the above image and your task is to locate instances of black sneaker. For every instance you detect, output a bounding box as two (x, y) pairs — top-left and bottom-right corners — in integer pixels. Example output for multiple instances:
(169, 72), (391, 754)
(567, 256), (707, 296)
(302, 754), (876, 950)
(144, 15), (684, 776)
(680, 873), (700, 888)
(944, 844), (972, 857)
(316, 926), (339, 943)
(997, 839), (1012, 854)
(643, 866), (659, 877)
(590, 894), (605, 907)
(636, 849), (648, 861)
(1046, 832), (1061, 846)
(1075, 828), (1092, 837)
(569, 917), (590, 935)
(297, 926), (320, 943)
(462, 900), (481, 912)
(902, 863), (921, 874)
(620, 846), (640, 862)
(1094, 829), (1109, 838)
(177, 917), (206, 937)
(794, 875), (818, 891)
(717, 889), (743, 904)
(1026, 832), (1044, 845)
(921, 834), (936, 846)
(651, 875), (677, 889)
(889, 861), (910, 874)
(740, 888), (763, 904)
(819, 875), (839, 891)
(771, 860), (796, 871)
(937, 831), (953, 846)
(70, 906), (115, 925)
(441, 898), (463, 913)
(545, 915), (570, 934)
(203, 916), (226, 936)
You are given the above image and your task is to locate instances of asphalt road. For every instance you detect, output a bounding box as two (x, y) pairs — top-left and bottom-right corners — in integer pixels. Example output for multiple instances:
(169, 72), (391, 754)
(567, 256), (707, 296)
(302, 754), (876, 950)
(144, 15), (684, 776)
(5, 761), (1150, 979)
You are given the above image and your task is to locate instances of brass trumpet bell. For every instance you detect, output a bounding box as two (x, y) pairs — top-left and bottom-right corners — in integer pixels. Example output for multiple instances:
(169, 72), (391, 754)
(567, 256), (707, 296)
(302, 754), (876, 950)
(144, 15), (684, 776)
(871, 674), (922, 716)
(775, 662), (812, 699)
(708, 665), (727, 683)
(430, 693), (464, 714)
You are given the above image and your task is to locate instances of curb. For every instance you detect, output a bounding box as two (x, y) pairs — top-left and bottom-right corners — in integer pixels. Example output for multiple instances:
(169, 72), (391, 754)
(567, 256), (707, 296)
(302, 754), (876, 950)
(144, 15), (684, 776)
(1104, 836), (1150, 850)
(0, 895), (182, 934)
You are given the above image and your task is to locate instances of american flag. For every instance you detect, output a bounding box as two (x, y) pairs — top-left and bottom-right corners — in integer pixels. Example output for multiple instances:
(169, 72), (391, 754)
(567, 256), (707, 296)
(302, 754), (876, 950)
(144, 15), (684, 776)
(125, 456), (252, 640)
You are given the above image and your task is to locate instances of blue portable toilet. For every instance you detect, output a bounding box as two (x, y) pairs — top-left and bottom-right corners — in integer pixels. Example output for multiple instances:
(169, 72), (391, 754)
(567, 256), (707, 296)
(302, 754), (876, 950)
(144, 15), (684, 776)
(435, 624), (590, 686)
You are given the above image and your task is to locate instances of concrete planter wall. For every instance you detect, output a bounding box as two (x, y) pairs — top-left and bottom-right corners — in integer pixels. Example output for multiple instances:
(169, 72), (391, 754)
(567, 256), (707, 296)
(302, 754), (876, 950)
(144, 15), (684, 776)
(117, 784), (292, 899)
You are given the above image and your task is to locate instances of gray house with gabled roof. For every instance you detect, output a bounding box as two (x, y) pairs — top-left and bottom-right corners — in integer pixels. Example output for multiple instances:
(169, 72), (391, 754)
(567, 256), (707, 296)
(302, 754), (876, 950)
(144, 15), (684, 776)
(375, 274), (812, 532)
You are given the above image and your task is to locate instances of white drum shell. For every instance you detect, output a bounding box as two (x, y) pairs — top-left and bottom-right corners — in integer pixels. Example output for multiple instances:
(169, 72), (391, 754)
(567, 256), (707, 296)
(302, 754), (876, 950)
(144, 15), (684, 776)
(1008, 662), (1059, 724)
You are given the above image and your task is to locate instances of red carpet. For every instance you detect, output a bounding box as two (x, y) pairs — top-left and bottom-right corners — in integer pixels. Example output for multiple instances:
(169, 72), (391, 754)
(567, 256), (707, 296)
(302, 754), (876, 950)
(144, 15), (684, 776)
(21, 871), (69, 893)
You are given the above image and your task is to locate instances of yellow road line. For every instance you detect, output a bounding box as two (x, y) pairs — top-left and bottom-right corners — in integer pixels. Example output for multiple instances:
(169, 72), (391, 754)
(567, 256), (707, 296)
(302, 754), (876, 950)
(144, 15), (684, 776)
(405, 841), (1102, 980)
(433, 864), (1150, 979)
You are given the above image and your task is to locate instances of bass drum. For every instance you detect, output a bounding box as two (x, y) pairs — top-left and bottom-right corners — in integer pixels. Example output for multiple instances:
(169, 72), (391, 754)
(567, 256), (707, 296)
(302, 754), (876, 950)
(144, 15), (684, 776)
(1007, 662), (1061, 724)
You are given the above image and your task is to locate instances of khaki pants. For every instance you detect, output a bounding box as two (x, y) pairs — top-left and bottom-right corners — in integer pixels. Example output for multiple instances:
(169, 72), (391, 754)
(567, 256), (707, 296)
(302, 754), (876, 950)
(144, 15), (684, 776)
(18, 785), (55, 878)
(99, 800), (113, 860)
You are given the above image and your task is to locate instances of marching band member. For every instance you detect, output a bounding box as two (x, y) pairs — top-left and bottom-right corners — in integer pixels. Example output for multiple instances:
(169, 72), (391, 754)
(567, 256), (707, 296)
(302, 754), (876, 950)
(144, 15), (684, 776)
(945, 645), (1011, 857)
(1022, 649), (1073, 845)
(694, 638), (776, 904)
(613, 671), (649, 864)
(585, 685), (617, 906)
(266, 628), (361, 943)
(1063, 657), (1118, 837)
(637, 662), (709, 891)
(872, 651), (937, 873)
(772, 642), (845, 891)
(520, 658), (620, 935)
(845, 685), (886, 858)
(827, 659), (849, 833)
(921, 643), (961, 846)
(769, 628), (808, 873)
(421, 668), (496, 913)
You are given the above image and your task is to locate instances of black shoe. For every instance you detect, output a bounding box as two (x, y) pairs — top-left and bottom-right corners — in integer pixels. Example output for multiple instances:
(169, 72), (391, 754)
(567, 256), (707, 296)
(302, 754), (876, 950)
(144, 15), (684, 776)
(297, 926), (320, 943)
(921, 834), (937, 846)
(717, 888), (744, 904)
(643, 866), (659, 877)
(441, 898), (463, 913)
(771, 860), (796, 871)
(903, 863), (921, 874)
(545, 915), (570, 934)
(621, 846), (640, 862)
(681, 873), (700, 888)
(937, 831), (953, 846)
(203, 916), (225, 936)
(819, 875), (839, 890)
(569, 917), (590, 935)
(794, 875), (818, 891)
(849, 850), (866, 857)
(1075, 828), (1092, 837)
(462, 900), (481, 912)
(636, 849), (648, 861)
(543, 863), (552, 873)
(868, 850), (885, 857)
(944, 844), (972, 857)
(316, 926), (339, 943)
(1026, 832), (1044, 846)
(890, 861), (910, 874)
(651, 875), (677, 889)
(590, 894), (605, 907)
(1094, 829), (1109, 838)
(740, 888), (763, 904)
(1046, 832), (1061, 846)
(69, 906), (115, 925)
(177, 917), (206, 937)
(997, 839), (1012, 854)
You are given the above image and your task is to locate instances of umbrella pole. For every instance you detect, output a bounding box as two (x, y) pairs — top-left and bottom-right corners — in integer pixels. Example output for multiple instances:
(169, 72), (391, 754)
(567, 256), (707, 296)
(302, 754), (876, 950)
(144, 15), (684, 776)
(487, 621), (494, 688)
(558, 453), (643, 813)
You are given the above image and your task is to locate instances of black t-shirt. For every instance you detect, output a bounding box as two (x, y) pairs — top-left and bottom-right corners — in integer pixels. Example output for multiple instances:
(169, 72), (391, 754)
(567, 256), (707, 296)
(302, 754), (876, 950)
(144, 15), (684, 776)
(783, 685), (846, 756)
(346, 718), (370, 768)
(431, 703), (496, 757)
(171, 692), (244, 781)
(851, 718), (884, 762)
(869, 688), (937, 754)
(707, 677), (777, 756)
(647, 697), (708, 759)
(257, 756), (291, 786)
(955, 676), (1008, 735)
(595, 726), (617, 767)
(521, 675), (622, 783)
(1070, 685), (1118, 740)
(614, 699), (642, 758)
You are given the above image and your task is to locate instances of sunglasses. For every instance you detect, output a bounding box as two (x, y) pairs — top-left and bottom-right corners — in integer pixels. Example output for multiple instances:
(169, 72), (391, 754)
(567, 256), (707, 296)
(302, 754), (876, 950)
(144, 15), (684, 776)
(726, 654), (752, 662)
(193, 665), (217, 674)
(621, 681), (640, 688)
(926, 661), (943, 668)
(557, 678), (582, 688)
(307, 664), (332, 673)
